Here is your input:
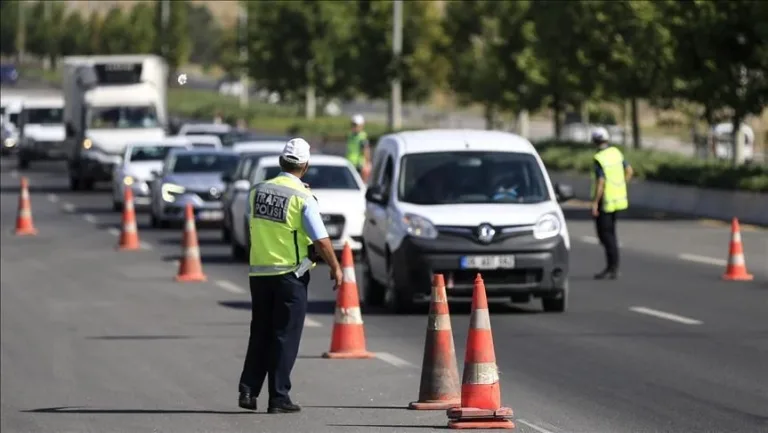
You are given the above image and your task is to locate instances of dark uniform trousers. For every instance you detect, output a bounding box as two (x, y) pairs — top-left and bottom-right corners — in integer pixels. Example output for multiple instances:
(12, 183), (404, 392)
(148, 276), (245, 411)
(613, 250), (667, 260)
(239, 271), (310, 405)
(595, 210), (621, 271)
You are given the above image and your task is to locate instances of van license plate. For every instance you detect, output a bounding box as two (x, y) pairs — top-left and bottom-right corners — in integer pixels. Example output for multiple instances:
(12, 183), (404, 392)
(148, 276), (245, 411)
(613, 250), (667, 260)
(326, 224), (341, 237)
(460, 255), (515, 270)
(199, 210), (223, 221)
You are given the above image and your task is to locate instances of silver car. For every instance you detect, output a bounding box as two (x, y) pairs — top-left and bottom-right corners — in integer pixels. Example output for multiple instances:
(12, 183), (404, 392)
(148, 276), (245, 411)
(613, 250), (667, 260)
(149, 148), (240, 228)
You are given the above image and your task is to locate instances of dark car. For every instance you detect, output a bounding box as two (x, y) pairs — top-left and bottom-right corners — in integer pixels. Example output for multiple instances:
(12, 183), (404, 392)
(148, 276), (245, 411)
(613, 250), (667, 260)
(0, 64), (19, 85)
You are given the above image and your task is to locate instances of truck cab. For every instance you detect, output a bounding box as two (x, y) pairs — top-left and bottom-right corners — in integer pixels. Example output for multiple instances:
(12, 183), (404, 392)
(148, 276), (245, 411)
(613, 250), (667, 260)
(62, 55), (168, 190)
(17, 97), (67, 168)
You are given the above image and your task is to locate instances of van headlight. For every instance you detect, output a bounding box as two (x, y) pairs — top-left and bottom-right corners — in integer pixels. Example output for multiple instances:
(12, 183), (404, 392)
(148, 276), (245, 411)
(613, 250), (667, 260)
(533, 213), (561, 240)
(83, 138), (93, 150)
(402, 213), (438, 239)
(123, 176), (134, 186)
(161, 183), (186, 202)
(3, 137), (16, 148)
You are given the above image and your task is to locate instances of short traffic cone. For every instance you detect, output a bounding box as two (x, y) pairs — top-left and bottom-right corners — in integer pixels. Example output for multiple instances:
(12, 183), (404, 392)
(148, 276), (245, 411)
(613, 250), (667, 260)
(175, 203), (207, 282)
(322, 242), (375, 359)
(722, 218), (753, 281)
(447, 274), (514, 430)
(117, 188), (141, 251)
(14, 177), (37, 236)
(409, 274), (461, 410)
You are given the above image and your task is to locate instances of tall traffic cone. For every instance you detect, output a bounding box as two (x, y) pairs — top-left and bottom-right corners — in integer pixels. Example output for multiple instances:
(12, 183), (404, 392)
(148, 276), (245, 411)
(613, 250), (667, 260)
(117, 188), (141, 251)
(722, 217), (753, 281)
(447, 274), (514, 430)
(14, 177), (38, 236)
(409, 274), (461, 410)
(175, 203), (207, 282)
(322, 242), (375, 359)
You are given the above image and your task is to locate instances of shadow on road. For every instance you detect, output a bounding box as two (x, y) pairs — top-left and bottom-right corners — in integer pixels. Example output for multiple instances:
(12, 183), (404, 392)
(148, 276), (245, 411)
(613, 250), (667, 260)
(23, 406), (252, 415)
(327, 424), (438, 430)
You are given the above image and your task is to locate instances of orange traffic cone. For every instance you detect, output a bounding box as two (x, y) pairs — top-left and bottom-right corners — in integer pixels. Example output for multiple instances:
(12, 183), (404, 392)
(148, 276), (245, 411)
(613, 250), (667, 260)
(409, 274), (461, 410)
(14, 177), (38, 236)
(175, 203), (207, 282)
(447, 274), (514, 430)
(722, 218), (753, 281)
(322, 242), (375, 359)
(117, 188), (141, 251)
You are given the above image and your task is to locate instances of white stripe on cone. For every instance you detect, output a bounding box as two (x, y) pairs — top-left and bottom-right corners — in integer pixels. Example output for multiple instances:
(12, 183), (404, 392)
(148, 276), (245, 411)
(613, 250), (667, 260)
(334, 306), (363, 325)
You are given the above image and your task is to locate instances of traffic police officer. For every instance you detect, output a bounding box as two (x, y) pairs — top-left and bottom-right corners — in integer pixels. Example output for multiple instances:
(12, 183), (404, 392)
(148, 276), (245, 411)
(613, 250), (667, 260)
(238, 138), (343, 413)
(346, 114), (370, 176)
(590, 127), (633, 280)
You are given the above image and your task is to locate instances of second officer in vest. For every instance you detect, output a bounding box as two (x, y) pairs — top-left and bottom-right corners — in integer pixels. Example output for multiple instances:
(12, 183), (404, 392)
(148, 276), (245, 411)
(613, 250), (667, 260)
(590, 127), (633, 280)
(238, 138), (343, 413)
(346, 114), (370, 175)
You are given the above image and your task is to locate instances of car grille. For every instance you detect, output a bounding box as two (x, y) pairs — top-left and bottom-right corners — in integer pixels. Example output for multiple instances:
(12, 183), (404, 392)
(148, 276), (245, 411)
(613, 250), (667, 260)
(193, 190), (223, 202)
(321, 214), (345, 240)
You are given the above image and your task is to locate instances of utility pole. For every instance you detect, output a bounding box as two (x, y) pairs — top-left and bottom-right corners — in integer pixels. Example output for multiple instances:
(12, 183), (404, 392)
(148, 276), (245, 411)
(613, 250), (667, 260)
(389, 0), (403, 131)
(238, 4), (249, 108)
(161, 0), (171, 59)
(16, 0), (26, 64)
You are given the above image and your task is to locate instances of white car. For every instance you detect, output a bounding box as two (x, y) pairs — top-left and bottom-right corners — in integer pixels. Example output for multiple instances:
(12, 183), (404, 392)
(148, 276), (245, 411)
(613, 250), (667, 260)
(178, 134), (222, 149)
(231, 140), (287, 154)
(177, 123), (233, 145)
(112, 137), (191, 210)
(230, 154), (367, 260)
(361, 129), (574, 313)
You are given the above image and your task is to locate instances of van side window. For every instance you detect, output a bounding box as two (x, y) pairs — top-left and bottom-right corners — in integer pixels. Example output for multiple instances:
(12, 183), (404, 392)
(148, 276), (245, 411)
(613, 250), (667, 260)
(369, 153), (386, 187)
(381, 157), (394, 196)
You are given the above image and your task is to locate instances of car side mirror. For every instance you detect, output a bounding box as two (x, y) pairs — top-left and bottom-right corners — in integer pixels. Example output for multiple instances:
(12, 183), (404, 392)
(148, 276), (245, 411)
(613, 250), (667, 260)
(150, 169), (162, 178)
(365, 185), (387, 205)
(233, 179), (251, 192)
(554, 183), (574, 203)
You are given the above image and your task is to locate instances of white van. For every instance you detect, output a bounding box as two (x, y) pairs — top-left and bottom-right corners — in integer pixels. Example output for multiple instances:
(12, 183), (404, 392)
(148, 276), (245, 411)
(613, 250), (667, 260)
(361, 129), (574, 313)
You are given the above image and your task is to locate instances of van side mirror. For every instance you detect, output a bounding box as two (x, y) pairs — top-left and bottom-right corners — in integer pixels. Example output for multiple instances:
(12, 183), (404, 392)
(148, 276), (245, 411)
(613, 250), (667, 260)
(222, 172), (233, 183)
(554, 183), (574, 202)
(150, 169), (162, 178)
(365, 185), (387, 205)
(233, 180), (251, 192)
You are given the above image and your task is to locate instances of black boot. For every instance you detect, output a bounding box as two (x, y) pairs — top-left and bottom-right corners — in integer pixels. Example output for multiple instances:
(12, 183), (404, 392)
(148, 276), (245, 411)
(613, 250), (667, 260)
(238, 385), (257, 410)
(594, 269), (619, 280)
(268, 400), (301, 414)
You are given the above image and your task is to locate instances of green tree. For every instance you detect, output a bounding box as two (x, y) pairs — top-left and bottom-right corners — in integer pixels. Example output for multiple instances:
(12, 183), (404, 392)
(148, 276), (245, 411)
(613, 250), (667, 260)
(592, 1), (675, 149)
(86, 12), (104, 55)
(0, 0), (19, 57)
(659, 0), (768, 164)
(101, 7), (132, 55)
(521, 1), (605, 138)
(155, 0), (190, 75)
(26, 1), (66, 66)
(186, 2), (221, 68)
(349, 0), (449, 103)
(128, 2), (156, 54)
(245, 0), (356, 119)
(59, 11), (89, 57)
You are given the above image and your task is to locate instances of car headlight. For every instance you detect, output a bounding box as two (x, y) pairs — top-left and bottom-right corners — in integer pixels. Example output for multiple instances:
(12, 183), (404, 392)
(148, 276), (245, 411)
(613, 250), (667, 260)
(83, 138), (93, 150)
(402, 213), (438, 239)
(161, 183), (186, 202)
(533, 213), (561, 240)
(3, 137), (16, 148)
(123, 176), (134, 186)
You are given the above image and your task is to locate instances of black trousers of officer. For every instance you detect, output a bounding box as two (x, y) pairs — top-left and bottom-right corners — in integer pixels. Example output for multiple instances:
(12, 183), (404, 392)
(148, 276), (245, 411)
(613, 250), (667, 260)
(595, 210), (621, 271)
(239, 272), (309, 405)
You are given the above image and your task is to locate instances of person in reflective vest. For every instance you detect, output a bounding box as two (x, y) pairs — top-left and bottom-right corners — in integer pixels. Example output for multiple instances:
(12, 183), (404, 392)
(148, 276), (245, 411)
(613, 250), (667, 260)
(238, 138), (343, 414)
(346, 114), (370, 178)
(590, 127), (633, 280)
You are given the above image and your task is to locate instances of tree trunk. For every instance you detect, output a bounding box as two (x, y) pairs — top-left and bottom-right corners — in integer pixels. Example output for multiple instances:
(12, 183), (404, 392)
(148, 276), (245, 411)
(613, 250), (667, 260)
(631, 97), (641, 149)
(304, 85), (316, 120)
(622, 99), (630, 147)
(484, 104), (496, 130)
(553, 94), (562, 140)
(731, 115), (745, 166)
(516, 110), (530, 138)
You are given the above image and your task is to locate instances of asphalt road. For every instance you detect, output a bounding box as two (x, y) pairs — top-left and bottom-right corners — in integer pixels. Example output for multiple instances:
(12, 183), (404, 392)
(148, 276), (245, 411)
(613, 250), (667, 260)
(2, 85), (768, 433)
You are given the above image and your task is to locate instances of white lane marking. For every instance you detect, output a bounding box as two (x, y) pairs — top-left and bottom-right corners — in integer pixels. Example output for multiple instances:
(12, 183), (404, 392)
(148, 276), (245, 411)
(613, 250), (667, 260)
(47, 194), (59, 203)
(215, 279), (247, 294)
(375, 352), (415, 368)
(107, 227), (120, 236)
(10, 170), (18, 178)
(140, 241), (153, 251)
(629, 306), (703, 325)
(678, 253), (727, 267)
(304, 317), (322, 328)
(517, 419), (558, 433)
(62, 202), (75, 212)
(83, 213), (97, 223)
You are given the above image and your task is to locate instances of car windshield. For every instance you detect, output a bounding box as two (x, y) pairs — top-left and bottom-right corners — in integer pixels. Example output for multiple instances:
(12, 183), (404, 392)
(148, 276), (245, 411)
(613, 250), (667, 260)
(168, 153), (239, 173)
(398, 151), (550, 205)
(26, 108), (63, 124)
(9, 113), (19, 126)
(264, 165), (359, 190)
(185, 131), (234, 146)
(128, 145), (176, 162)
(88, 105), (159, 129)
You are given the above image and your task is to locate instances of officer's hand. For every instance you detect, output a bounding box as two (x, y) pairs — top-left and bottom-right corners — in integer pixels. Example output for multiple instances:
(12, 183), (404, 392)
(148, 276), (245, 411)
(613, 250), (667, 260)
(591, 203), (599, 217)
(331, 266), (343, 290)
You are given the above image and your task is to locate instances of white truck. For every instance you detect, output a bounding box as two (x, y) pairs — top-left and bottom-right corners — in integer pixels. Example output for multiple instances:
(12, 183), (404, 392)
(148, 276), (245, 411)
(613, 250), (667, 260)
(62, 55), (168, 190)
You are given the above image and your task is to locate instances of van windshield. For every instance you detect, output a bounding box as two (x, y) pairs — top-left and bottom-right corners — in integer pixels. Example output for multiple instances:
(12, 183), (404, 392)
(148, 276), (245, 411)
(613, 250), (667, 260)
(88, 106), (159, 129)
(26, 108), (63, 124)
(398, 151), (550, 205)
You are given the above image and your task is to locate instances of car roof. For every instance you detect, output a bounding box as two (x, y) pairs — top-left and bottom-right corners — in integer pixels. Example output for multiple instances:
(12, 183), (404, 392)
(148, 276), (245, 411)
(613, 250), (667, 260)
(170, 148), (237, 157)
(21, 97), (64, 109)
(257, 154), (351, 167)
(182, 134), (222, 145)
(232, 141), (286, 153)
(380, 129), (537, 155)
(129, 137), (191, 148)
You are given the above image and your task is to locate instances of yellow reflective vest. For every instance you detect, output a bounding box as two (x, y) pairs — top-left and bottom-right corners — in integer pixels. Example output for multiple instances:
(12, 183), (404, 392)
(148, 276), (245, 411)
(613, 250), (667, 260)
(248, 175), (314, 276)
(591, 146), (629, 213)
(346, 131), (368, 169)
